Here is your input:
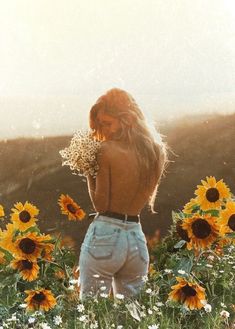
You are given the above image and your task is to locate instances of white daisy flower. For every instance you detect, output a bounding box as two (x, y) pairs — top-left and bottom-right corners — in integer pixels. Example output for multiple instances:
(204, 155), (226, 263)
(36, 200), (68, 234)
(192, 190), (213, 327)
(204, 304), (212, 313)
(220, 310), (230, 318)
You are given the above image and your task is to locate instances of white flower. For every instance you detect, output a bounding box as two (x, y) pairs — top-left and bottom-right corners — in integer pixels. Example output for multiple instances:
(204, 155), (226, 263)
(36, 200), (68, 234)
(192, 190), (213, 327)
(156, 302), (164, 307)
(148, 324), (159, 329)
(90, 321), (99, 329)
(178, 269), (186, 275)
(77, 304), (85, 312)
(142, 275), (149, 282)
(93, 274), (100, 278)
(28, 317), (36, 324)
(153, 306), (159, 312)
(40, 323), (52, 329)
(220, 302), (227, 308)
(219, 270), (224, 273)
(100, 293), (108, 298)
(146, 288), (152, 294)
(204, 304), (212, 313)
(19, 303), (27, 308)
(117, 326), (124, 329)
(69, 279), (79, 285)
(115, 293), (124, 300)
(207, 255), (214, 261)
(53, 315), (62, 326)
(148, 309), (153, 314)
(206, 264), (213, 268)
(100, 286), (107, 291)
(164, 269), (172, 274)
(78, 315), (87, 322)
(220, 310), (230, 318)
(140, 311), (146, 317)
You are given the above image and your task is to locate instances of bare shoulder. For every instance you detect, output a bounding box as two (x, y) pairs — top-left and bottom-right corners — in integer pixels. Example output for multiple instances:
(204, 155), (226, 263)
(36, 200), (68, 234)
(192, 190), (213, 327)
(97, 141), (120, 158)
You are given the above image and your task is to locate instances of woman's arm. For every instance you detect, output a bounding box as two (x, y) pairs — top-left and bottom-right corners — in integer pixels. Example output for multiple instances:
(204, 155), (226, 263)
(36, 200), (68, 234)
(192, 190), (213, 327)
(86, 142), (111, 212)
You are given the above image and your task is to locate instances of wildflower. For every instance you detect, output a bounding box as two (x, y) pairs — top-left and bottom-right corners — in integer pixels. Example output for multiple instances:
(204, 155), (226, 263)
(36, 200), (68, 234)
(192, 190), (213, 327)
(117, 326), (124, 329)
(148, 309), (153, 314)
(90, 321), (99, 328)
(77, 304), (85, 312)
(220, 201), (235, 235)
(59, 129), (101, 178)
(10, 201), (39, 231)
(24, 288), (57, 312)
(115, 293), (124, 300)
(146, 288), (152, 294)
(182, 198), (199, 214)
(194, 176), (231, 210)
(182, 213), (220, 250)
(19, 303), (27, 308)
(53, 315), (62, 326)
(156, 302), (164, 307)
(220, 302), (227, 308)
(148, 325), (159, 329)
(40, 323), (52, 329)
(100, 286), (107, 291)
(168, 277), (206, 310)
(100, 293), (108, 298)
(78, 315), (87, 322)
(10, 258), (39, 281)
(5, 231), (54, 261)
(58, 194), (86, 221)
(142, 274), (149, 282)
(206, 264), (213, 268)
(28, 317), (36, 324)
(178, 269), (186, 275)
(204, 304), (212, 312)
(164, 269), (173, 274)
(220, 310), (230, 318)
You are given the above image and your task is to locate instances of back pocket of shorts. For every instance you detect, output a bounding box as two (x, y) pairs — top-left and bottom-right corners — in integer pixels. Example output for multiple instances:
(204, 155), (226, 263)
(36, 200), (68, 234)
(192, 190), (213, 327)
(87, 225), (119, 259)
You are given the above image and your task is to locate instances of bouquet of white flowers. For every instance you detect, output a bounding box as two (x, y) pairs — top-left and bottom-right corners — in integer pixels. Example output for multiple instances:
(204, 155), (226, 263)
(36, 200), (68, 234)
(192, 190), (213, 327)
(59, 129), (102, 178)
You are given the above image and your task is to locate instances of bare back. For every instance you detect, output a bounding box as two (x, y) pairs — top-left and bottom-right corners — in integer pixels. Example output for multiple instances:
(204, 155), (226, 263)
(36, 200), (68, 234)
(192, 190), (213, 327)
(106, 141), (158, 215)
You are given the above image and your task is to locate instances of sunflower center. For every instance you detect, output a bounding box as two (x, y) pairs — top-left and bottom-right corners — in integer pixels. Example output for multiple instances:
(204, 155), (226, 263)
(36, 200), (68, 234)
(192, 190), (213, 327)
(19, 238), (36, 254)
(32, 292), (46, 303)
(192, 218), (211, 239)
(19, 210), (31, 223)
(181, 284), (197, 297)
(21, 260), (33, 270)
(67, 203), (76, 214)
(206, 188), (220, 202)
(228, 214), (235, 231)
(176, 222), (190, 242)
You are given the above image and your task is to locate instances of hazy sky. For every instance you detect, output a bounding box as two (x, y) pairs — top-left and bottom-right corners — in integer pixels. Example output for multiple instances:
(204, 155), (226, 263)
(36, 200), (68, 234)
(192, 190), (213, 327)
(1, 0), (235, 139)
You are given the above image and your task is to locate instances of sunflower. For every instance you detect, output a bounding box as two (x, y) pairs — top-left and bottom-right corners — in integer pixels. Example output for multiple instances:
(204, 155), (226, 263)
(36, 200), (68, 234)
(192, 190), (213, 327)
(10, 201), (39, 231)
(181, 213), (220, 250)
(182, 198), (199, 214)
(0, 223), (16, 251)
(24, 288), (57, 312)
(6, 232), (53, 261)
(11, 258), (39, 281)
(194, 176), (231, 211)
(219, 201), (235, 236)
(0, 204), (5, 218)
(176, 221), (190, 242)
(168, 277), (206, 310)
(58, 194), (86, 221)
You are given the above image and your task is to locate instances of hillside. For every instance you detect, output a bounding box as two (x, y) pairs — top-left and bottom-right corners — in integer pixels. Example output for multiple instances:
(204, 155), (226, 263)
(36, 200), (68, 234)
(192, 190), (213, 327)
(0, 112), (235, 254)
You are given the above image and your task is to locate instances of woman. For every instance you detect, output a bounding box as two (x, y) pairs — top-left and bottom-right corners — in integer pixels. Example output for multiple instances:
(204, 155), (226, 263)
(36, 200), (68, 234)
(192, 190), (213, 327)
(78, 88), (168, 301)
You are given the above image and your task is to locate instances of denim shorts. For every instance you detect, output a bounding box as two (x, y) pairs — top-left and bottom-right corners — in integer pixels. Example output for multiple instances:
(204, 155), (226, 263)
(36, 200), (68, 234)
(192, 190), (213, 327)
(78, 213), (149, 301)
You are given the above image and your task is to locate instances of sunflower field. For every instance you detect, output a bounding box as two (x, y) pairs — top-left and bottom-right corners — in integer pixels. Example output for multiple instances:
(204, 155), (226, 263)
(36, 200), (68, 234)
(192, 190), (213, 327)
(0, 176), (234, 329)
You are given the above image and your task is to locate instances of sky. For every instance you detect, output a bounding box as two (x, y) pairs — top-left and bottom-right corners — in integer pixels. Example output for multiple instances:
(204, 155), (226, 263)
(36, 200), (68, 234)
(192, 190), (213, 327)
(0, 0), (235, 139)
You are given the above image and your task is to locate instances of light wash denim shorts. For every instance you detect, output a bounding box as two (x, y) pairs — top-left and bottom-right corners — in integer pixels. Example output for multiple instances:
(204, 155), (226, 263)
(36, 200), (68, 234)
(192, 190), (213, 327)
(78, 213), (149, 301)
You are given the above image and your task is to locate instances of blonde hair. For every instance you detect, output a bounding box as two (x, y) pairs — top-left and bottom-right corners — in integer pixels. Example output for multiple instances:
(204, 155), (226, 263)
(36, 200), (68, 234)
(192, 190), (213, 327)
(89, 88), (169, 213)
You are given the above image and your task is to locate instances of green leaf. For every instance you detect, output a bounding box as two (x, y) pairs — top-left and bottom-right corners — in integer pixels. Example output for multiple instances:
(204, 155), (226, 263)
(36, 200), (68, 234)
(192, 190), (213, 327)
(174, 240), (186, 249)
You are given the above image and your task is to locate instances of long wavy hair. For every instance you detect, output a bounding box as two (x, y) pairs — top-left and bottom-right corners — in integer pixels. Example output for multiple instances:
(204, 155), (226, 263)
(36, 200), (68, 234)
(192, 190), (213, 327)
(89, 88), (169, 213)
